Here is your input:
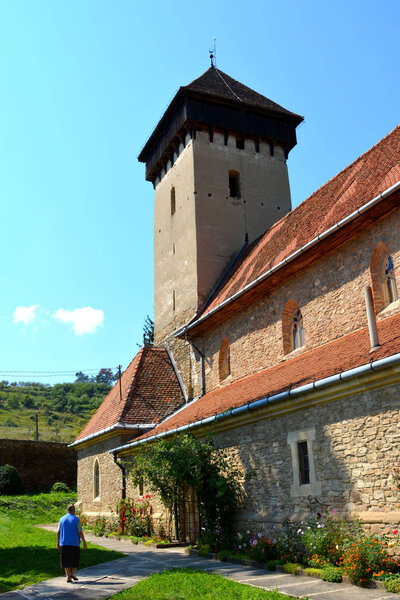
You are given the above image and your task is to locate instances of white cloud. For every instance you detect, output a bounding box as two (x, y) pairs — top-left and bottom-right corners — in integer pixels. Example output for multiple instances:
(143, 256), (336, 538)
(13, 305), (40, 324)
(53, 307), (104, 335)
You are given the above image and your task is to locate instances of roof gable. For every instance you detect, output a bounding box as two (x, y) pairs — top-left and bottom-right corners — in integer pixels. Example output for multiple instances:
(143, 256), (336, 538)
(74, 347), (185, 444)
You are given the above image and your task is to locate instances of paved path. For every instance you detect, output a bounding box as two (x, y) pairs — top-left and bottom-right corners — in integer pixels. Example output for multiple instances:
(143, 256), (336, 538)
(1, 527), (400, 600)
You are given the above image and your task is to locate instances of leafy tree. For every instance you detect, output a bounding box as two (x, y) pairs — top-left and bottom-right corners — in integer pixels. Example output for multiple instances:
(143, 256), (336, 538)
(95, 368), (116, 385)
(128, 433), (241, 541)
(142, 315), (154, 347)
(75, 371), (90, 383)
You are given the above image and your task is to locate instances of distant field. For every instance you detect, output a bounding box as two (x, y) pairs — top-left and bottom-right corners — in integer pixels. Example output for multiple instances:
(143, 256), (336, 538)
(0, 407), (91, 443)
(0, 380), (111, 442)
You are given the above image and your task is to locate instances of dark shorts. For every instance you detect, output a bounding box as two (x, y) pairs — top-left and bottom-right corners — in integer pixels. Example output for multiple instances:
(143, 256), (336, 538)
(60, 545), (80, 568)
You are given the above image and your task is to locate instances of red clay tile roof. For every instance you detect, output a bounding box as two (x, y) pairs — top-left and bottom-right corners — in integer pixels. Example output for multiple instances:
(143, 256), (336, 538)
(133, 313), (400, 443)
(74, 347), (184, 443)
(183, 67), (303, 121)
(201, 126), (400, 316)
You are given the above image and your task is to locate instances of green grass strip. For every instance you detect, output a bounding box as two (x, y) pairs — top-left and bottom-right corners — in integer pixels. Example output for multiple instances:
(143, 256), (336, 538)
(109, 568), (305, 600)
(0, 493), (125, 593)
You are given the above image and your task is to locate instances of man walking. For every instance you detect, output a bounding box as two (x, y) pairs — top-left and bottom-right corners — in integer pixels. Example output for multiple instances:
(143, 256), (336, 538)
(57, 504), (87, 582)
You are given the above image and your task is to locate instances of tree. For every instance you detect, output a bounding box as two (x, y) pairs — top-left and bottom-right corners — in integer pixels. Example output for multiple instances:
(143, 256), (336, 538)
(75, 371), (90, 383)
(142, 315), (154, 347)
(95, 368), (116, 385)
(128, 433), (241, 541)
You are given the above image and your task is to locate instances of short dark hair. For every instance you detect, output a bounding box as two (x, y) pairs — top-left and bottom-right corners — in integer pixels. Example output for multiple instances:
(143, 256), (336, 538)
(67, 504), (75, 514)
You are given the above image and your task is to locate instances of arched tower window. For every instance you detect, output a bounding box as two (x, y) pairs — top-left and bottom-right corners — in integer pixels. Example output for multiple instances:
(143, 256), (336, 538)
(219, 337), (231, 382)
(170, 187), (176, 215)
(93, 459), (100, 499)
(282, 299), (305, 355)
(370, 242), (398, 312)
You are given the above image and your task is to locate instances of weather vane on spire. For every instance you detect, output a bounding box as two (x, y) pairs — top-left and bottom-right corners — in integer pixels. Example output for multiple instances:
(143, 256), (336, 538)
(209, 37), (217, 67)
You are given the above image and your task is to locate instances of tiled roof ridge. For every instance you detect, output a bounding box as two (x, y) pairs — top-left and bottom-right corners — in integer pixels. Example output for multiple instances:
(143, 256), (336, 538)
(183, 66), (302, 119)
(300, 124), (400, 206)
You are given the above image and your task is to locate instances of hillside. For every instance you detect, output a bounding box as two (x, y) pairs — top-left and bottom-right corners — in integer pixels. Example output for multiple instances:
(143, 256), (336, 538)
(0, 380), (112, 443)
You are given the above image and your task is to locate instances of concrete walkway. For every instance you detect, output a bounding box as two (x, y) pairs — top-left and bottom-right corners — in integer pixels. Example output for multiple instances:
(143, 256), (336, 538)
(1, 528), (400, 600)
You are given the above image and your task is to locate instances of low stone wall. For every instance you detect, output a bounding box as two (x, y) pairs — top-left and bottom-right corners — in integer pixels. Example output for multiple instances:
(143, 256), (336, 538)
(0, 438), (76, 492)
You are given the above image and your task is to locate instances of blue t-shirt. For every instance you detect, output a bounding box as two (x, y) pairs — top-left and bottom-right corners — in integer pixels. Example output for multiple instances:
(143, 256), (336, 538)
(58, 513), (82, 547)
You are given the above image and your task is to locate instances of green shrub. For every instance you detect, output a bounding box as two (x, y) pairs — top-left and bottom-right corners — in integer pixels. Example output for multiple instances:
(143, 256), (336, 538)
(198, 544), (210, 557)
(216, 550), (231, 562)
(50, 482), (71, 493)
(385, 578), (400, 594)
(283, 562), (303, 575)
(3, 418), (18, 427)
(321, 566), (343, 582)
(303, 567), (323, 578)
(0, 464), (25, 495)
(266, 559), (284, 571)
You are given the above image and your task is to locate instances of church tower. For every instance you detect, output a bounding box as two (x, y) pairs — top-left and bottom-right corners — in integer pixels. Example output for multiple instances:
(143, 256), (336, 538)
(139, 66), (303, 343)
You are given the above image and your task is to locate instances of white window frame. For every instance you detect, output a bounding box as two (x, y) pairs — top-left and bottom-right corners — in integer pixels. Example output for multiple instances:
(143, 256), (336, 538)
(287, 428), (321, 497)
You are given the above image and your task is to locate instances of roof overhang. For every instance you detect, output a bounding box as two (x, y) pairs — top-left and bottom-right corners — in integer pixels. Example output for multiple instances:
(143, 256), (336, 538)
(69, 422), (156, 448)
(110, 352), (400, 456)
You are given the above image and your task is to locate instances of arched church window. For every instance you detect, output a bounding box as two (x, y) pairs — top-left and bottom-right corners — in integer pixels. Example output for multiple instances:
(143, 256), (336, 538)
(228, 171), (241, 198)
(282, 299), (305, 355)
(171, 187), (176, 216)
(292, 309), (305, 350)
(219, 337), (231, 382)
(370, 242), (398, 312)
(93, 459), (100, 499)
(384, 255), (398, 304)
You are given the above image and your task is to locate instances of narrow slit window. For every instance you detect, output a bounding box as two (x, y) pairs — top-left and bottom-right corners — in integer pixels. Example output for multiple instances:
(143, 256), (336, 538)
(171, 187), (176, 215)
(292, 309), (305, 349)
(94, 460), (100, 499)
(219, 337), (231, 382)
(229, 171), (241, 198)
(297, 441), (310, 485)
(236, 137), (244, 150)
(385, 255), (398, 304)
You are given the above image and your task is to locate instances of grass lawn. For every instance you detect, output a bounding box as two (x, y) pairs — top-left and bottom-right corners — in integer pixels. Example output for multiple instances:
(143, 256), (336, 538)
(109, 568), (306, 600)
(0, 492), (125, 593)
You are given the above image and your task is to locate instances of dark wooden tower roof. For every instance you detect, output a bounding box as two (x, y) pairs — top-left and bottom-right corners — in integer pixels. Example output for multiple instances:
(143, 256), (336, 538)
(138, 66), (303, 183)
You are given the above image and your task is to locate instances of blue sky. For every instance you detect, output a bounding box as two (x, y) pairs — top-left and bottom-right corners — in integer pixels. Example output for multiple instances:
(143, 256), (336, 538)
(0, 0), (398, 383)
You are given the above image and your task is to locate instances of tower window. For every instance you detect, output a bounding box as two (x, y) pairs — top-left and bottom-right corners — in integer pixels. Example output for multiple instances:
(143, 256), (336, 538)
(229, 171), (241, 198)
(171, 187), (176, 216)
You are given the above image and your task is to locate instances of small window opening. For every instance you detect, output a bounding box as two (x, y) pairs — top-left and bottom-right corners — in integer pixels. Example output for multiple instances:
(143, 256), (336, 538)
(297, 441), (310, 485)
(293, 309), (305, 349)
(236, 137), (244, 150)
(171, 187), (176, 215)
(172, 290), (176, 312)
(94, 460), (100, 499)
(255, 139), (260, 153)
(219, 337), (231, 382)
(385, 255), (398, 304)
(229, 170), (241, 198)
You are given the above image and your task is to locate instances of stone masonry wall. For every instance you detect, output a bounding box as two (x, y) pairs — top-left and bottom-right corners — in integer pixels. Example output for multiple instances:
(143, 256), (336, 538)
(77, 434), (132, 515)
(211, 381), (400, 538)
(190, 210), (400, 396)
(0, 439), (76, 492)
